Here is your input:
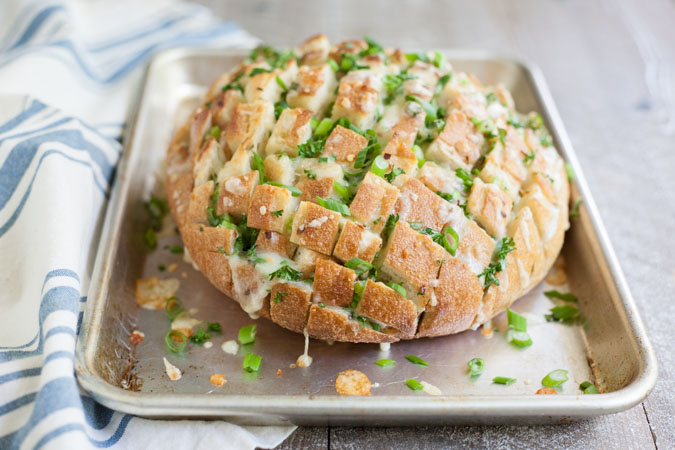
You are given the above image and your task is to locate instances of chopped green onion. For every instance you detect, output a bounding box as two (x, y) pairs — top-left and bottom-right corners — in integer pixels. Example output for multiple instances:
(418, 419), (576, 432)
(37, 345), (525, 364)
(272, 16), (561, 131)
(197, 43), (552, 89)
(304, 169), (316, 180)
(387, 282), (407, 297)
(405, 378), (424, 391)
(275, 75), (287, 91)
(493, 376), (516, 385)
(545, 305), (580, 323)
(405, 94), (438, 120)
(442, 225), (459, 256)
(144, 228), (157, 249)
(467, 358), (485, 377)
(370, 155), (389, 177)
(345, 258), (373, 276)
(412, 144), (425, 167)
(376, 358), (396, 368)
(238, 324), (257, 345)
(169, 245), (184, 254)
(250, 67), (273, 76)
(507, 308), (527, 332)
(272, 209), (283, 217)
(314, 118), (334, 137)
(328, 58), (339, 72)
(405, 355), (428, 366)
(579, 381), (599, 394)
(506, 328), (533, 347)
(544, 290), (578, 302)
(208, 126), (221, 139)
(333, 180), (352, 202)
(266, 181), (301, 197)
(158, 264), (166, 271)
(243, 352), (262, 372)
(207, 322), (222, 332)
(542, 369), (569, 388)
(165, 330), (187, 353)
(316, 196), (351, 216)
(569, 198), (583, 219)
(455, 168), (473, 190)
(165, 296), (184, 320)
(273, 292), (288, 304)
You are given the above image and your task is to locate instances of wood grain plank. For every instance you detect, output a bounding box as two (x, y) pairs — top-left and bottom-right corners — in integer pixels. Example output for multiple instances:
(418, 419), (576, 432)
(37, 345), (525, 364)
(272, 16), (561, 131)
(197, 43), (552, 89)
(273, 426), (328, 449)
(330, 407), (655, 450)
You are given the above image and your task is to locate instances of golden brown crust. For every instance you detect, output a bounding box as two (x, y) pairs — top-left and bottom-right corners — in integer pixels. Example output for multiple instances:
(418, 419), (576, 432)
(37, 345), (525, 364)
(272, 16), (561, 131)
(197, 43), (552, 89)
(165, 37), (570, 344)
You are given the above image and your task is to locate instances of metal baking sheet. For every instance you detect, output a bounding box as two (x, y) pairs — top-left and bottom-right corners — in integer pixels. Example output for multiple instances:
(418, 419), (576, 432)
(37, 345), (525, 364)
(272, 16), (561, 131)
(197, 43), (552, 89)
(75, 47), (657, 425)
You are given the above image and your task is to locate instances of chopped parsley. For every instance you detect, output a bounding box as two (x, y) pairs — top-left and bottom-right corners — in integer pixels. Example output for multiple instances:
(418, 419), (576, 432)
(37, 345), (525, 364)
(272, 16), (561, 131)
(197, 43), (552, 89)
(479, 237), (516, 288)
(248, 45), (296, 69)
(221, 71), (245, 94)
(273, 292), (288, 305)
(245, 245), (266, 266)
(384, 167), (405, 183)
(207, 322), (222, 332)
(268, 260), (302, 281)
(304, 169), (316, 180)
(523, 151), (536, 165)
(250, 67), (273, 76)
(272, 209), (283, 217)
(384, 214), (399, 239)
(569, 198), (583, 219)
(190, 328), (211, 344)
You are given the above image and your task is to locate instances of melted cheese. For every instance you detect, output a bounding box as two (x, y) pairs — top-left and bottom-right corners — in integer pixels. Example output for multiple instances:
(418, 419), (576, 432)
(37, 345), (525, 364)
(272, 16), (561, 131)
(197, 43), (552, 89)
(296, 327), (313, 368)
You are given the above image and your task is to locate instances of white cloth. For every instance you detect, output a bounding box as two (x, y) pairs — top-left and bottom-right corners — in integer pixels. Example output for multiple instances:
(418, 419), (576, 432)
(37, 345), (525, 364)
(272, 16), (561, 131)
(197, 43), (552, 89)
(0, 1), (296, 448)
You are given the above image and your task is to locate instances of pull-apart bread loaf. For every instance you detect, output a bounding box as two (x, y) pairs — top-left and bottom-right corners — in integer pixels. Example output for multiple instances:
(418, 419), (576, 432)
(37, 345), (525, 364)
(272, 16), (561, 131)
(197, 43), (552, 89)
(165, 36), (569, 343)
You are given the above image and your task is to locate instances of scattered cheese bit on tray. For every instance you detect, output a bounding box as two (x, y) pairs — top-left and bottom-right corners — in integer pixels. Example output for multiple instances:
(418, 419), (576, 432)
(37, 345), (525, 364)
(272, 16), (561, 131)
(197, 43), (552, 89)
(335, 369), (371, 396)
(221, 340), (239, 355)
(135, 277), (180, 310)
(163, 357), (182, 381)
(420, 381), (442, 396)
(536, 387), (557, 394)
(209, 373), (226, 386)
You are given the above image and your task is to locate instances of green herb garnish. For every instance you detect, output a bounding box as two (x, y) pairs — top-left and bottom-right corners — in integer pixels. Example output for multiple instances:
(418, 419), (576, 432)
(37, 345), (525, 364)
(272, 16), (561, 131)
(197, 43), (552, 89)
(165, 297), (184, 321)
(580, 381), (599, 394)
(376, 358), (396, 368)
(345, 258), (373, 276)
(479, 237), (516, 288)
(492, 376), (516, 385)
(544, 290), (578, 302)
(406, 379), (424, 391)
(165, 330), (187, 353)
(317, 196), (350, 216)
(268, 260), (302, 281)
(467, 358), (485, 377)
(243, 352), (262, 372)
(542, 369), (568, 388)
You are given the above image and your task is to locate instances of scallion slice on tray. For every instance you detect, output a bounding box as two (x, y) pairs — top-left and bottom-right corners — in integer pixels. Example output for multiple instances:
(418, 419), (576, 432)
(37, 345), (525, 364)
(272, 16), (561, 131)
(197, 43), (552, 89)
(243, 352), (262, 372)
(467, 358), (485, 377)
(542, 369), (569, 388)
(492, 376), (516, 385)
(376, 358), (396, 368)
(165, 329), (187, 353)
(238, 324), (257, 345)
(579, 381), (599, 394)
(405, 355), (428, 366)
(405, 379), (424, 391)
(165, 296), (184, 320)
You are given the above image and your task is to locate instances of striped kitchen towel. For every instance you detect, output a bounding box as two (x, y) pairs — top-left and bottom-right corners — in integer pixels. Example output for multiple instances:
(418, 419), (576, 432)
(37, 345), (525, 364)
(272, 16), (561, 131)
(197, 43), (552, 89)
(0, 1), (296, 448)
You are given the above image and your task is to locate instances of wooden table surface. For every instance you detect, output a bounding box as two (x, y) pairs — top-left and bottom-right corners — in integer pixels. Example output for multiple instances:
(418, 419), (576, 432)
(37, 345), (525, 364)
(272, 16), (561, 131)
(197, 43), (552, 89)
(197, 0), (675, 448)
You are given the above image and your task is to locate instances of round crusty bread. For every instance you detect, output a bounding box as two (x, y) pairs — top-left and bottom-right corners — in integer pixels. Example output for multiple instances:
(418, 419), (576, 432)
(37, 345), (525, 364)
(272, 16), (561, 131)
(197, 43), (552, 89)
(165, 35), (569, 343)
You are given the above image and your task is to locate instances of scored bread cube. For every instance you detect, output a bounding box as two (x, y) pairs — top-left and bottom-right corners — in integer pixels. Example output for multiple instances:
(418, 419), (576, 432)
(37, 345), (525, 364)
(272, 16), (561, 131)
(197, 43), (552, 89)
(269, 282), (312, 333)
(186, 180), (214, 224)
(333, 220), (382, 263)
(426, 110), (484, 171)
(217, 146), (251, 182)
(217, 171), (259, 217)
(182, 223), (238, 256)
(349, 172), (399, 232)
(286, 64), (337, 115)
(355, 280), (417, 337)
(478, 144), (521, 199)
(265, 108), (313, 157)
(516, 183), (560, 243)
(329, 40), (367, 61)
(506, 206), (543, 291)
(297, 33), (330, 66)
(306, 304), (397, 344)
(189, 109), (212, 158)
(467, 177), (513, 239)
(322, 125), (368, 163)
(417, 257), (483, 337)
(225, 101), (275, 154)
(312, 259), (356, 307)
(298, 158), (344, 181)
(244, 72), (282, 103)
(501, 128), (529, 183)
(264, 153), (296, 186)
(290, 201), (341, 255)
(407, 60), (442, 89)
(378, 221), (445, 308)
(210, 89), (244, 130)
(394, 177), (448, 232)
(193, 137), (224, 187)
(293, 246), (329, 279)
(255, 230), (296, 258)
(417, 161), (463, 196)
(455, 219), (496, 276)
(297, 178), (334, 203)
(331, 70), (381, 130)
(381, 115), (423, 160)
(247, 184), (294, 233)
